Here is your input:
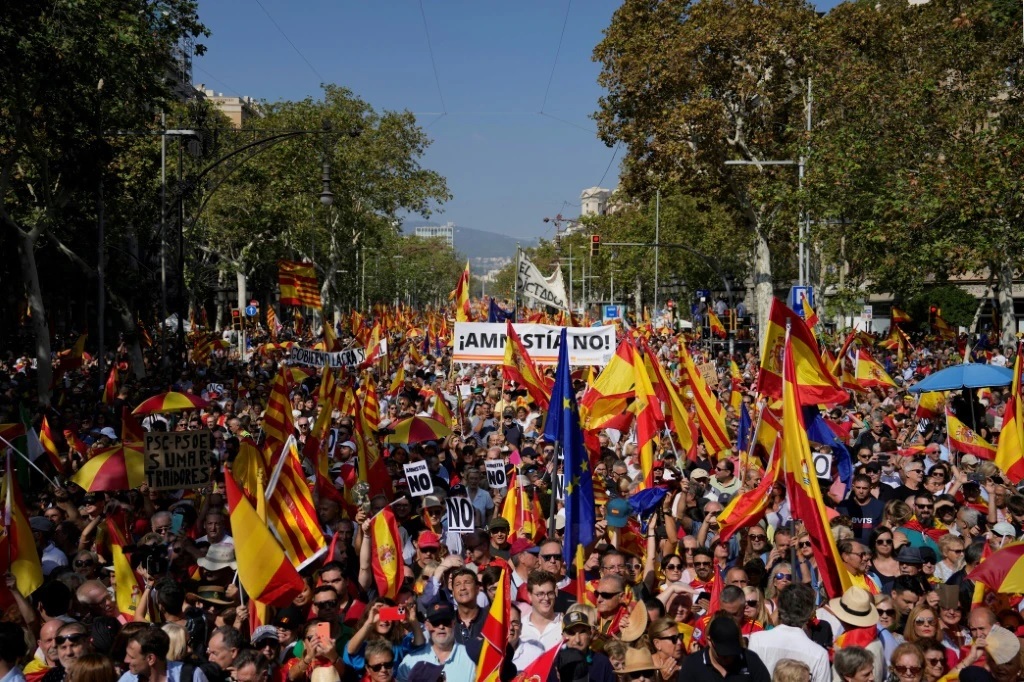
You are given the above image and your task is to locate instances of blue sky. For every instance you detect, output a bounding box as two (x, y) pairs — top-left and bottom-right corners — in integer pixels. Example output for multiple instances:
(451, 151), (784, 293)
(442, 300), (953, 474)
(194, 0), (842, 241)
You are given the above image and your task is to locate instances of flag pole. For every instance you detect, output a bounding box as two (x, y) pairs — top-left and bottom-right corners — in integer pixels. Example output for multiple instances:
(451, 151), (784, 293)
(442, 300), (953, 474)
(264, 435), (297, 501)
(0, 435), (61, 489)
(5, 452), (12, 571)
(514, 245), (520, 323)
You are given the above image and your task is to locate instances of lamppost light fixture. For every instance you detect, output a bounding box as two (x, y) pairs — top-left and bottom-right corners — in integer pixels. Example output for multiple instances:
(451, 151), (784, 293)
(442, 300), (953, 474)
(320, 159), (333, 206)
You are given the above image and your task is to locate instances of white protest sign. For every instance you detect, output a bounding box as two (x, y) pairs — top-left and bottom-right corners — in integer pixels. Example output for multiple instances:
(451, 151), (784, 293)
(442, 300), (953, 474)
(812, 452), (833, 478)
(555, 473), (565, 502)
(452, 322), (615, 366)
(446, 498), (476, 533)
(403, 461), (434, 497)
(288, 346), (366, 368)
(517, 254), (569, 311)
(484, 460), (508, 489)
(144, 431), (214, 490)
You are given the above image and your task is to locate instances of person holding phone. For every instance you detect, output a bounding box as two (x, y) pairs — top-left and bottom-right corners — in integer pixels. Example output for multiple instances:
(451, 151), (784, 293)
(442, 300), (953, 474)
(343, 601), (424, 676)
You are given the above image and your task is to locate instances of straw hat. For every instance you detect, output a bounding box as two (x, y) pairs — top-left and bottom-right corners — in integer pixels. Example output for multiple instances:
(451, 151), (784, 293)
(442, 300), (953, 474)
(827, 586), (879, 628)
(619, 648), (657, 674)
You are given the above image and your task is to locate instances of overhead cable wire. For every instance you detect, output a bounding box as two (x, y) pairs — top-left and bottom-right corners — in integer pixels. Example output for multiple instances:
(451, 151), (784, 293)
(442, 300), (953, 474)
(418, 0), (448, 115)
(540, 0), (573, 113)
(251, 0), (326, 83)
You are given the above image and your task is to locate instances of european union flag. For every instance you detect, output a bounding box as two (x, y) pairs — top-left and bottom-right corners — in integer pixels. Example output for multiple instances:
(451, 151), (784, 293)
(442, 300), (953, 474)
(488, 298), (515, 323)
(543, 328), (595, 565)
(736, 403), (752, 454)
(803, 406), (853, 494)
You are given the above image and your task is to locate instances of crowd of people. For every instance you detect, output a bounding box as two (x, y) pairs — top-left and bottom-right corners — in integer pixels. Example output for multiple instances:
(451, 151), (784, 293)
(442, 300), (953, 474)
(1, 316), (1023, 682)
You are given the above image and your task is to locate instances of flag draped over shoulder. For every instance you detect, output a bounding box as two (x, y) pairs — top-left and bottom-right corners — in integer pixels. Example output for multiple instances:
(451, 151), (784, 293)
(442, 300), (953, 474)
(1, 454), (43, 596)
(278, 260), (321, 309)
(758, 299), (848, 406)
(996, 342), (1024, 483)
(502, 321), (551, 409)
(545, 329), (595, 566)
(224, 472), (305, 607)
(781, 335), (852, 600)
(946, 409), (997, 460)
(369, 508), (403, 600)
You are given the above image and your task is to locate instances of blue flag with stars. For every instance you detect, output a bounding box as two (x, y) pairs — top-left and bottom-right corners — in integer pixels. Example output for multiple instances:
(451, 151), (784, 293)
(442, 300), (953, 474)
(543, 328), (595, 565)
(736, 402), (752, 454)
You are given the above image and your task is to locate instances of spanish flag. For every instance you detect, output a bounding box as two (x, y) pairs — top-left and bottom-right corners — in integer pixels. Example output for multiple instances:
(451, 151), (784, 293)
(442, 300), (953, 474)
(387, 364), (405, 397)
(855, 349), (898, 389)
(278, 260), (322, 309)
(450, 261), (472, 322)
(502, 321), (551, 409)
(641, 345), (695, 456)
(224, 471), (305, 607)
(933, 313), (956, 340)
(1, 454), (43, 596)
(475, 565), (511, 682)
(38, 417), (64, 475)
(801, 296), (819, 328)
(718, 441), (780, 543)
(53, 333), (87, 380)
(758, 299), (847, 406)
(891, 307), (912, 325)
(996, 342), (1024, 483)
(102, 365), (119, 405)
(369, 508), (403, 600)
(946, 409), (997, 460)
(580, 341), (635, 432)
(781, 335), (852, 599)
(708, 311), (727, 339)
(112, 544), (144, 621)
(630, 344), (662, 489)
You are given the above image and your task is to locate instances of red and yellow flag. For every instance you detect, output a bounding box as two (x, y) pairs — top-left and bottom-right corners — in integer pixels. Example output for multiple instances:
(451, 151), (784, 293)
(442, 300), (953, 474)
(38, 417), (64, 475)
(629, 344), (662, 489)
(580, 341), (635, 431)
(278, 260), (322, 309)
(855, 349), (898, 389)
(1, 454), (43, 596)
(225, 471), (305, 607)
(718, 441), (781, 543)
(996, 342), (1024, 483)
(502, 321), (551, 409)
(121, 406), (146, 445)
(265, 441), (326, 569)
(262, 370), (294, 457)
(112, 544), (144, 621)
(266, 306), (279, 341)
(781, 335), (852, 600)
(758, 299), (848, 406)
(475, 565), (511, 682)
(946, 409), (997, 460)
(53, 334), (87, 380)
(102, 365), (119, 405)
(801, 296), (820, 328)
(370, 508), (403, 600)
(642, 345), (695, 457)
(450, 261), (472, 322)
(708, 311), (727, 339)
(891, 307), (912, 324)
(679, 343), (731, 455)
(933, 313), (956, 340)
(387, 364), (406, 397)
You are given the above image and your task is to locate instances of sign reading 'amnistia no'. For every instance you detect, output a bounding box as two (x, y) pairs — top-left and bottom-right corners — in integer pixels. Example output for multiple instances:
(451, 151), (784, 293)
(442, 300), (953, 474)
(452, 322), (615, 366)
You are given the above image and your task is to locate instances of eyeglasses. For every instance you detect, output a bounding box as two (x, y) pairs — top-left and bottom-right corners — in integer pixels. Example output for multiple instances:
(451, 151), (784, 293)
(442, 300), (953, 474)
(655, 634), (680, 643)
(531, 590), (556, 600)
(540, 554), (562, 562)
(693, 561), (712, 567)
(314, 599), (338, 610)
(876, 538), (893, 545)
(595, 590), (622, 600)
(915, 617), (936, 626)
(894, 666), (922, 676)
(665, 563), (683, 570)
(877, 608), (896, 617)
(774, 573), (792, 581)
(56, 633), (87, 645)
(746, 599), (759, 607)
(366, 661), (394, 672)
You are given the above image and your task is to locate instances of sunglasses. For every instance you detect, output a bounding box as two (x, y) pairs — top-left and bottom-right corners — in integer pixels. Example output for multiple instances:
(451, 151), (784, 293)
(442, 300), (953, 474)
(656, 634), (680, 643)
(489, 528), (507, 535)
(366, 662), (395, 672)
(925, 658), (945, 666)
(774, 573), (792, 581)
(915, 617), (936, 626)
(314, 599), (338, 610)
(540, 554), (562, 562)
(693, 561), (712, 567)
(595, 591), (622, 600)
(748, 534), (767, 541)
(877, 608), (896, 617)
(56, 633), (87, 645)
(746, 599), (759, 607)
(876, 538), (893, 545)
(798, 541), (812, 548)
(894, 666), (922, 676)
(665, 563), (683, 570)
(74, 559), (95, 567)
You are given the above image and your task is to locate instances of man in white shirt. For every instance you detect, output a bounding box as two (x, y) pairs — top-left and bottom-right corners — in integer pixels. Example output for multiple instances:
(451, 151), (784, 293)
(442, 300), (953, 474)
(29, 518), (67, 576)
(517, 571), (565, 669)
(747, 583), (831, 682)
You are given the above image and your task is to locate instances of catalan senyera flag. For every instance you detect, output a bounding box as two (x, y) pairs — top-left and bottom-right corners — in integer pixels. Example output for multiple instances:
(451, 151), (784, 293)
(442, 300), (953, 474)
(629, 344), (662, 489)
(891, 306), (912, 324)
(265, 440), (326, 570)
(262, 370), (295, 458)
(758, 298), (848, 406)
(502, 321), (551, 409)
(369, 508), (403, 600)
(1, 454), (43, 596)
(474, 565), (511, 682)
(266, 306), (279, 341)
(718, 441), (780, 543)
(781, 335), (852, 600)
(278, 260), (321, 309)
(225, 471), (305, 607)
(641, 345), (695, 456)
(679, 343), (731, 455)
(855, 349), (898, 389)
(946, 409), (997, 460)
(708, 311), (727, 339)
(354, 393), (393, 497)
(996, 342), (1024, 483)
(38, 417), (64, 475)
(450, 261), (472, 322)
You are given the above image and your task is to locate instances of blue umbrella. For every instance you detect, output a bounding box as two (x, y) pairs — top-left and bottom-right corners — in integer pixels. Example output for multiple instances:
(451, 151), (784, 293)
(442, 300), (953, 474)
(907, 363), (1013, 393)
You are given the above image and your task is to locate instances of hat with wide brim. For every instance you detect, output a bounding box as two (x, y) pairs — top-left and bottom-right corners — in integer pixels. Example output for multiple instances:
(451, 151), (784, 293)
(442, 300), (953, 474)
(194, 585), (232, 606)
(619, 647), (657, 674)
(827, 586), (879, 628)
(196, 543), (237, 571)
(618, 600), (650, 643)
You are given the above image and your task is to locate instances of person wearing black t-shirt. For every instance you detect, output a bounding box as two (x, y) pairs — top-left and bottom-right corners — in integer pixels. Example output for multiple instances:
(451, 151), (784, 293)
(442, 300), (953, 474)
(837, 474), (885, 542)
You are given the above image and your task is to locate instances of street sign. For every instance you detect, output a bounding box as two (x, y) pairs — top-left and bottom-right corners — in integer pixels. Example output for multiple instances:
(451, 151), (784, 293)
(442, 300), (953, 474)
(790, 286), (814, 313)
(696, 289), (711, 302)
(602, 305), (623, 324)
(244, 305), (258, 317)
(862, 305), (873, 321)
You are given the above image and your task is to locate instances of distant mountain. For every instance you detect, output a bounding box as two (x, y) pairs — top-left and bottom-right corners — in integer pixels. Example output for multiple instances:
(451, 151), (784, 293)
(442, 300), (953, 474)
(405, 223), (535, 261)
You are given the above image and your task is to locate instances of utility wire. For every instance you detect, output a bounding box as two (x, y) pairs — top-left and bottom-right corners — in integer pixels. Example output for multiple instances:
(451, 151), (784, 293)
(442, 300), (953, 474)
(540, 0), (573, 113)
(597, 142), (620, 187)
(539, 111), (596, 135)
(251, 0), (326, 83)
(419, 0), (448, 114)
(194, 65), (246, 99)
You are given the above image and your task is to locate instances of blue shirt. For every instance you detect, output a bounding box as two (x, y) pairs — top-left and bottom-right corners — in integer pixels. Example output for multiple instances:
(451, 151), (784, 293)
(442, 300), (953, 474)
(395, 643), (476, 682)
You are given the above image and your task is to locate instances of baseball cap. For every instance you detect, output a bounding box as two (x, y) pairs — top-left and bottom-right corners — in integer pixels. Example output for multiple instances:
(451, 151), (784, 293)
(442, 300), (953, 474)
(961, 454), (980, 467)
(606, 498), (631, 528)
(426, 602), (455, 624)
(338, 440), (357, 451)
(690, 468), (710, 481)
(708, 617), (744, 657)
(274, 606), (304, 629)
(417, 531), (441, 549)
(992, 522), (1016, 538)
(509, 539), (540, 556)
(252, 625), (279, 645)
(422, 495), (443, 510)
(562, 611), (593, 631)
(896, 546), (923, 565)
(487, 517), (511, 532)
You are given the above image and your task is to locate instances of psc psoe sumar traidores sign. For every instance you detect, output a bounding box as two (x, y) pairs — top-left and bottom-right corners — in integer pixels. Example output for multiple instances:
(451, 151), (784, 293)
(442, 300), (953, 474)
(144, 431), (214, 490)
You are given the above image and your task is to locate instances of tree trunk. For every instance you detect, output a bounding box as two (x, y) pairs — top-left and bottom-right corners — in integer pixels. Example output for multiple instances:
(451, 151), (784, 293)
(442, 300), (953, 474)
(111, 294), (146, 379)
(633, 274), (643, 320)
(998, 259), (1016, 348)
(236, 270), (247, 358)
(17, 231), (53, 404)
(752, 226), (773, 352)
(969, 274), (993, 334)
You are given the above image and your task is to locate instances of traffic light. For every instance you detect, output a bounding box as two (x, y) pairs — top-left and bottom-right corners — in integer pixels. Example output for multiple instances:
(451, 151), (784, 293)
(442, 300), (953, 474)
(929, 306), (937, 326)
(590, 234), (601, 256)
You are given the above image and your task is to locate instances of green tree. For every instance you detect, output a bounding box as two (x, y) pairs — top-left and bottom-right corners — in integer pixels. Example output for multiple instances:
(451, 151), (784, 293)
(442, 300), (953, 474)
(594, 0), (819, 345)
(0, 1), (207, 401)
